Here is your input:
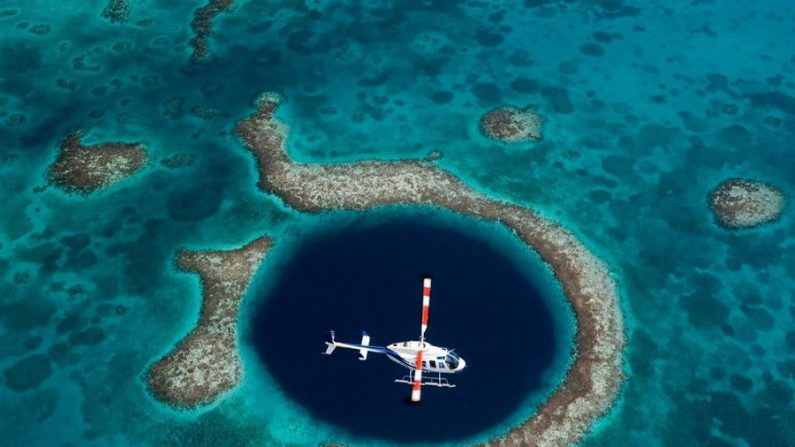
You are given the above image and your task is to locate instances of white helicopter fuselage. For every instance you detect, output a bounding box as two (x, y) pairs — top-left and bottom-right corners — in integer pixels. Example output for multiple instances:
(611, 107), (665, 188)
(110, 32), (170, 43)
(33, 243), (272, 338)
(326, 337), (466, 374)
(386, 340), (466, 374)
(322, 277), (465, 402)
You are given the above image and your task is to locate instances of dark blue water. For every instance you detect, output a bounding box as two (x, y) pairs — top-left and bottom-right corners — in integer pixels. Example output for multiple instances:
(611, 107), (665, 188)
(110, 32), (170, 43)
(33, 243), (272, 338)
(249, 214), (567, 443)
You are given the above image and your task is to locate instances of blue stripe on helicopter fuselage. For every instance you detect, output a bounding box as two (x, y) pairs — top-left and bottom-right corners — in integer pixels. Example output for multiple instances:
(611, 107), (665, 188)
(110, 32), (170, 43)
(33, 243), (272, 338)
(383, 349), (416, 369)
(346, 344), (415, 369)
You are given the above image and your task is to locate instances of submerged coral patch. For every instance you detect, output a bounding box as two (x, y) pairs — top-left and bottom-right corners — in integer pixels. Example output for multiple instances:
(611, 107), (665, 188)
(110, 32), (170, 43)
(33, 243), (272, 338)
(541, 86), (575, 114)
(3, 354), (53, 392)
(189, 0), (234, 62)
(101, 0), (130, 24)
(479, 105), (543, 143)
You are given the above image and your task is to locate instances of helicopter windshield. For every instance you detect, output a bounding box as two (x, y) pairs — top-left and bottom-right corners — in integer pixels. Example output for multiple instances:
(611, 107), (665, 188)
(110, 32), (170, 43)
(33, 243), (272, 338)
(445, 350), (459, 369)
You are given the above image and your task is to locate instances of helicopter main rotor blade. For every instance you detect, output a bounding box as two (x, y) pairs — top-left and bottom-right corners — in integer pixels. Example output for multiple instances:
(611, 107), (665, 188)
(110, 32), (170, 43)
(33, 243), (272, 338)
(420, 277), (431, 344)
(411, 349), (423, 402)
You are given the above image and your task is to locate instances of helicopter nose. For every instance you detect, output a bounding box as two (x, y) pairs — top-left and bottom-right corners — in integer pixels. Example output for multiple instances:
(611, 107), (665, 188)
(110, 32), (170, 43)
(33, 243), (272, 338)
(458, 357), (466, 371)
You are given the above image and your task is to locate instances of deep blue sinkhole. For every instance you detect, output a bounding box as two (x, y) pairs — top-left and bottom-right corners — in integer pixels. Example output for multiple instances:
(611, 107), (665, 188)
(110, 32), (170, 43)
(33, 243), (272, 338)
(250, 212), (570, 443)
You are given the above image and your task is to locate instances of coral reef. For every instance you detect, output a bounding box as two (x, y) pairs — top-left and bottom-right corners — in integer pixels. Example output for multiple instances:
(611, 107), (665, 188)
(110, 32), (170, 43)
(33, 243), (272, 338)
(160, 153), (195, 169)
(236, 93), (624, 447)
(189, 0), (234, 62)
(709, 178), (785, 228)
(147, 237), (272, 407)
(480, 105), (543, 143)
(46, 130), (147, 194)
(101, 0), (129, 24)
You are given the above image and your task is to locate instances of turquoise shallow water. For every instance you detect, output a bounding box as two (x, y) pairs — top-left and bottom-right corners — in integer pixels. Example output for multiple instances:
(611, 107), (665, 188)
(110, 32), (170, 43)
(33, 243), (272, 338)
(1, 0), (794, 446)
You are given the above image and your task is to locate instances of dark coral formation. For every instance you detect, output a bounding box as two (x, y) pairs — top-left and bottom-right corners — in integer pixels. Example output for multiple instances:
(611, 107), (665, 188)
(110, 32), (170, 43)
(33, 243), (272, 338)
(479, 105), (543, 143)
(3, 354), (52, 392)
(160, 153), (195, 169)
(101, 0), (130, 24)
(236, 93), (624, 447)
(0, 9), (19, 19)
(190, 105), (228, 120)
(162, 96), (186, 120)
(147, 237), (272, 408)
(46, 130), (148, 194)
(189, 0), (234, 62)
(709, 178), (784, 229)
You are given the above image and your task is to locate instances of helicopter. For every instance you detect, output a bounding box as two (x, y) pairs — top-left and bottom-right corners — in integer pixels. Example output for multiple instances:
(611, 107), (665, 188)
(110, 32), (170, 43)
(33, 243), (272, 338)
(322, 277), (466, 402)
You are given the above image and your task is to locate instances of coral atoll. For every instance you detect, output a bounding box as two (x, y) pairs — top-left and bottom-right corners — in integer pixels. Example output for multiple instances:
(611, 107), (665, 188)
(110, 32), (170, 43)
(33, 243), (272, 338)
(235, 93), (624, 447)
(709, 178), (784, 229)
(147, 237), (272, 407)
(46, 130), (147, 194)
(147, 92), (624, 444)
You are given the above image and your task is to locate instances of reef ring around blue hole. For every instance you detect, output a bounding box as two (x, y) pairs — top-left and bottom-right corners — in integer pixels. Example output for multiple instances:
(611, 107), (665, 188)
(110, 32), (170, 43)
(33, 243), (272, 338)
(247, 209), (574, 443)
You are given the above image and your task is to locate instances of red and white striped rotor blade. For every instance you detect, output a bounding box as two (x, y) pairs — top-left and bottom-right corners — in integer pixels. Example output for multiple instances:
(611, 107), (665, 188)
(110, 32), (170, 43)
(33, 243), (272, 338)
(411, 350), (423, 402)
(420, 277), (431, 343)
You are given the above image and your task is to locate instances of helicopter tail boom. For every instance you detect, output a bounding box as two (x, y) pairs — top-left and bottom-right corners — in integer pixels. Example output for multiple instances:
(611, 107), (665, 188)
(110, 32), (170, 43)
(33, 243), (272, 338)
(322, 330), (378, 360)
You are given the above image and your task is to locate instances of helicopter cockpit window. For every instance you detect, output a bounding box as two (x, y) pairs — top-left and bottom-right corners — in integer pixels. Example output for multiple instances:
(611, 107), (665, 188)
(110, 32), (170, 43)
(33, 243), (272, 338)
(445, 350), (459, 369)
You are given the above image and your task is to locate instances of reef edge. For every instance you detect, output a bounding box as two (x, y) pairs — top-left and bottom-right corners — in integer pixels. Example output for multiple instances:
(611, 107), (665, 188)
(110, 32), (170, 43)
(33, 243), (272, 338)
(146, 236), (272, 408)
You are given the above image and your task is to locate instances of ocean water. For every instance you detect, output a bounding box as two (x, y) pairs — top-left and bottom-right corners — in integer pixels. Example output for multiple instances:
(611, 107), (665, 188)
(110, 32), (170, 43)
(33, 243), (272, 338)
(0, 0), (793, 446)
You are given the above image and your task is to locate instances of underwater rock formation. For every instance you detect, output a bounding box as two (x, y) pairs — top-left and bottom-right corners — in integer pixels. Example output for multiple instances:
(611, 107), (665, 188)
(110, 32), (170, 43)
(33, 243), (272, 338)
(147, 237), (272, 408)
(709, 178), (784, 228)
(46, 130), (147, 194)
(480, 105), (543, 143)
(236, 93), (624, 447)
